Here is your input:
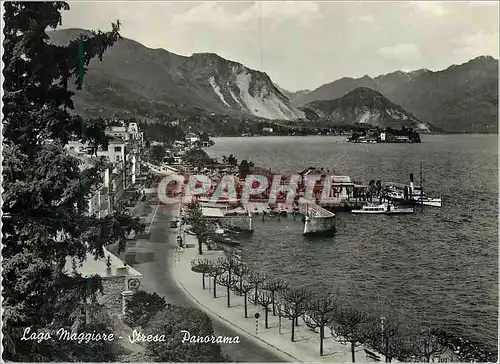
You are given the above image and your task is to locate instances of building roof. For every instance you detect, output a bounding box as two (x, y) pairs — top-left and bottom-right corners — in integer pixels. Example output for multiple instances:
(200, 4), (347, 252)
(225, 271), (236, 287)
(108, 136), (126, 144)
(64, 247), (142, 279)
(332, 175), (352, 184)
(68, 149), (97, 170)
(107, 126), (127, 133)
(202, 207), (225, 218)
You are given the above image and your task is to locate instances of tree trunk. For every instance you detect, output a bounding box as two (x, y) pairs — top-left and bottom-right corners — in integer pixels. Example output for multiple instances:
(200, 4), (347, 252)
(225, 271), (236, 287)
(272, 291), (276, 315)
(320, 325), (324, 356)
(227, 270), (231, 307)
(265, 306), (269, 329)
(213, 276), (217, 298)
(291, 316), (295, 342)
(198, 238), (203, 255)
(254, 284), (258, 305)
(244, 292), (248, 318)
(385, 337), (389, 363)
(202, 273), (205, 289)
(351, 341), (356, 363)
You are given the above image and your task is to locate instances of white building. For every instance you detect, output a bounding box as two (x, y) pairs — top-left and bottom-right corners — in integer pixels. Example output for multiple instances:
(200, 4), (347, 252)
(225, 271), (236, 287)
(97, 137), (126, 164)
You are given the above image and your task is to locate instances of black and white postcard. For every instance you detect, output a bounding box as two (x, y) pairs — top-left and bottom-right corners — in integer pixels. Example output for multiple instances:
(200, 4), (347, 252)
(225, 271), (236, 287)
(1, 1), (498, 362)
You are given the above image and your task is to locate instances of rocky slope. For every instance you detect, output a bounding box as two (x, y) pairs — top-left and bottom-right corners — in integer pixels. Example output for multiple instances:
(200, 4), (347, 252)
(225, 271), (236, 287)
(274, 84), (311, 104)
(49, 28), (304, 121)
(293, 56), (498, 133)
(301, 87), (432, 132)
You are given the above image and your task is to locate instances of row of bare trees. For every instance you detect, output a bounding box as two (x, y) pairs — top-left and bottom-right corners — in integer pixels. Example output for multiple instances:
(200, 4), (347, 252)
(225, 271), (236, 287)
(190, 256), (492, 363)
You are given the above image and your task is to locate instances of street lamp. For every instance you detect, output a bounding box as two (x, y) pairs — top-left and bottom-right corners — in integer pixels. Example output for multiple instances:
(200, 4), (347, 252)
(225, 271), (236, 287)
(380, 315), (388, 363)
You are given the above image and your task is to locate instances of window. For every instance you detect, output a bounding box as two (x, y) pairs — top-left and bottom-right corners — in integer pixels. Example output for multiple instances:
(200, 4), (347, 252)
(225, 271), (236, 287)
(114, 146), (122, 152)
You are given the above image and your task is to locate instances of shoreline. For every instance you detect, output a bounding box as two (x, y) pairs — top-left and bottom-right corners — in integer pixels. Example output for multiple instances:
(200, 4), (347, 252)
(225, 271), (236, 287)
(126, 199), (289, 362)
(173, 232), (380, 362)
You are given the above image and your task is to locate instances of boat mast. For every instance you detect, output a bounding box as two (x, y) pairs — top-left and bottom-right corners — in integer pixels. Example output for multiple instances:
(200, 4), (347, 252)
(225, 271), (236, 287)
(420, 161), (424, 212)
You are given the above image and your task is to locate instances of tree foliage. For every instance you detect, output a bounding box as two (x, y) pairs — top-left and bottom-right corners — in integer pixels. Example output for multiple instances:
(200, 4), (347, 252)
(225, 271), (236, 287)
(238, 160), (250, 178)
(123, 290), (167, 329)
(148, 144), (166, 165)
(277, 287), (311, 342)
(305, 295), (337, 356)
(2, 2), (143, 360)
(145, 306), (227, 362)
(191, 258), (213, 290)
(182, 201), (215, 255)
(183, 148), (215, 169)
(329, 304), (374, 362)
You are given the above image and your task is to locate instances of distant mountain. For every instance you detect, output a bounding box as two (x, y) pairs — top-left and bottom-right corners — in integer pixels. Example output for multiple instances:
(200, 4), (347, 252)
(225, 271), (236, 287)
(294, 56), (498, 133)
(274, 84), (311, 104)
(49, 28), (304, 121)
(301, 87), (432, 132)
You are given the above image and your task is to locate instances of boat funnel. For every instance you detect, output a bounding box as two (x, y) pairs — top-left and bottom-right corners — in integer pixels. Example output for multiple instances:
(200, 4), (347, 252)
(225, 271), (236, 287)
(409, 173), (414, 192)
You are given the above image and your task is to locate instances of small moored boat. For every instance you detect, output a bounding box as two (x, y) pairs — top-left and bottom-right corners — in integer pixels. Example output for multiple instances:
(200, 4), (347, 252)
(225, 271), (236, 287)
(352, 204), (387, 214)
(351, 203), (413, 215)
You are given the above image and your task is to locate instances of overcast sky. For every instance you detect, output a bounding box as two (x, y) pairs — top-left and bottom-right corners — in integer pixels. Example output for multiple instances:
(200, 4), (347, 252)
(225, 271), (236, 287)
(61, 1), (499, 91)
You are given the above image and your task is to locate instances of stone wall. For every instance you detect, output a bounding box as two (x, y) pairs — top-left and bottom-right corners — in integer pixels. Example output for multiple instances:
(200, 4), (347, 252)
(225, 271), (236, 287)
(100, 276), (127, 318)
(303, 215), (336, 235)
(217, 215), (253, 231)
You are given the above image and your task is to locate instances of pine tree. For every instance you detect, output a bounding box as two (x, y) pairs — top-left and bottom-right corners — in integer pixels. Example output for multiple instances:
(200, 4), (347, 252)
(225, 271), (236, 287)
(2, 2), (143, 360)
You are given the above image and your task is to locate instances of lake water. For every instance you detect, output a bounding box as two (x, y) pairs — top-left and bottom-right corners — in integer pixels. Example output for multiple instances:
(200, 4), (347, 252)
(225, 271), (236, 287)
(206, 134), (498, 351)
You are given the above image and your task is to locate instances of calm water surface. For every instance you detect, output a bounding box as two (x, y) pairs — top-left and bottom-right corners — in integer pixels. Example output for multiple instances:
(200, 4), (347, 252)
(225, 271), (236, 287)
(206, 135), (498, 351)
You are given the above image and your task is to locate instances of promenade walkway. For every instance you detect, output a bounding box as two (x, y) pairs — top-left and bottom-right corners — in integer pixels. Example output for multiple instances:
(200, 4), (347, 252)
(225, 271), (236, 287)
(173, 236), (379, 363)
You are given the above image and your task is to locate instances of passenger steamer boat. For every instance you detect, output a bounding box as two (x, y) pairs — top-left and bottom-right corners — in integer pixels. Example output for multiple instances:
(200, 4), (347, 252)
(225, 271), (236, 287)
(351, 203), (414, 215)
(385, 173), (442, 208)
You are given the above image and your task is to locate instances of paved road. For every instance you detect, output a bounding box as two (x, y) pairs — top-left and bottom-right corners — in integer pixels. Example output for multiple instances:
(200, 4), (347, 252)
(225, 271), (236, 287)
(132, 202), (286, 362)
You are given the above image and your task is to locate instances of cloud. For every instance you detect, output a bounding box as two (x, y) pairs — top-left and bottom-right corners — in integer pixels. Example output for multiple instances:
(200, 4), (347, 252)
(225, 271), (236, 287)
(376, 44), (422, 61)
(413, 1), (449, 17)
(171, 2), (233, 28)
(453, 31), (500, 59)
(347, 14), (374, 23)
(171, 1), (322, 29)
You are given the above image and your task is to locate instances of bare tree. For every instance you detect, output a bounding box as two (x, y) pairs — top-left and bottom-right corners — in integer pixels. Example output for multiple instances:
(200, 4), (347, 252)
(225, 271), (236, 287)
(407, 327), (447, 362)
(367, 310), (411, 363)
(262, 279), (289, 316)
(277, 287), (311, 342)
(190, 258), (212, 290)
(232, 260), (250, 295)
(239, 281), (254, 318)
(207, 258), (227, 299)
(256, 291), (274, 329)
(219, 256), (240, 307)
(329, 304), (374, 363)
(217, 273), (239, 308)
(247, 271), (269, 305)
(304, 295), (337, 356)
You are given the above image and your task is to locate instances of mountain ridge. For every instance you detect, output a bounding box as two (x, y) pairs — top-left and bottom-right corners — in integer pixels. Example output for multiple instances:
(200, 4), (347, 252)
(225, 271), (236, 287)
(293, 56), (498, 132)
(49, 28), (304, 122)
(301, 87), (432, 132)
(52, 28), (497, 132)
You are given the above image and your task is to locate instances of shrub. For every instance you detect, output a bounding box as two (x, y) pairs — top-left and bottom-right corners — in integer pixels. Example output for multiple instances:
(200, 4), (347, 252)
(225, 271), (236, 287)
(144, 306), (228, 362)
(124, 290), (167, 329)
